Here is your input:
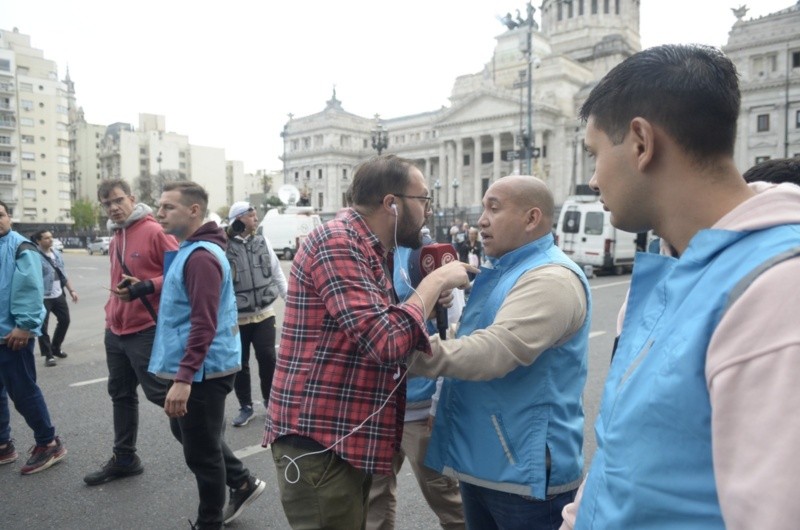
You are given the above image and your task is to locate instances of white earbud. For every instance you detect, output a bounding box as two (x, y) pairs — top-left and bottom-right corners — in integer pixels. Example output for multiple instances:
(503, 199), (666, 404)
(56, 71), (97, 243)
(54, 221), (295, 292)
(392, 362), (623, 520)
(391, 203), (397, 215)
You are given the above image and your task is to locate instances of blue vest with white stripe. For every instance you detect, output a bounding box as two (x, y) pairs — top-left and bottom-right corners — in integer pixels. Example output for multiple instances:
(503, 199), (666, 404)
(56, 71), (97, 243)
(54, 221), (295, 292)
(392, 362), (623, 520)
(425, 234), (591, 498)
(149, 240), (240, 381)
(576, 224), (800, 528)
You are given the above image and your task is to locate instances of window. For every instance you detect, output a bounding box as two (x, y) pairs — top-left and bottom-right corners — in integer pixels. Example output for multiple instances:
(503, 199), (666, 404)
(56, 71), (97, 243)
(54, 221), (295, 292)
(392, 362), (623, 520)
(793, 51), (800, 69)
(57, 105), (67, 114)
(294, 171), (299, 181)
(179, 162), (186, 169)
(568, 0), (573, 17)
(21, 99), (33, 111)
(140, 148), (146, 155)
(23, 171), (35, 180)
(306, 170), (311, 179)
(318, 169), (323, 179)
(615, 0), (620, 14)
(755, 156), (771, 164)
(591, 0), (598, 14)
(59, 191), (70, 200)
(19, 82), (32, 92)
(796, 110), (800, 129)
(561, 210), (581, 234)
(23, 188), (36, 199)
(21, 135), (34, 144)
(463, 154), (470, 166)
(58, 155), (69, 164)
(0, 59), (9, 72)
(585, 212), (604, 235)
(578, 0), (584, 15)
(363, 139), (368, 148)
(21, 151), (35, 161)
(314, 134), (323, 147)
(557, 2), (563, 20)
(757, 114), (770, 132)
(58, 139), (68, 147)
(0, 172), (12, 182)
(0, 150), (10, 162)
(58, 173), (69, 182)
(20, 117), (34, 127)
(481, 152), (494, 164)
(318, 192), (323, 209)
(23, 208), (37, 216)
(179, 151), (186, 158)
(604, 0), (610, 13)
(0, 135), (10, 145)
(342, 168), (347, 179)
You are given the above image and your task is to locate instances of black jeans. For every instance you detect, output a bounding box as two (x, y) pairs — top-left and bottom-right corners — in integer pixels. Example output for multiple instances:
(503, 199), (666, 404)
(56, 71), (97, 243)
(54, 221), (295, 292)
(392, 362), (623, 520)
(104, 327), (168, 455)
(169, 375), (250, 527)
(38, 294), (70, 357)
(233, 317), (276, 408)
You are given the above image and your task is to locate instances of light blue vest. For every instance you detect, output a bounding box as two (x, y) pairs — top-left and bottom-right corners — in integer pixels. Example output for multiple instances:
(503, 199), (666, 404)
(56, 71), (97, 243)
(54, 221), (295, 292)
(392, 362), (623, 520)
(426, 234), (591, 498)
(0, 231), (44, 336)
(576, 224), (800, 529)
(149, 241), (241, 382)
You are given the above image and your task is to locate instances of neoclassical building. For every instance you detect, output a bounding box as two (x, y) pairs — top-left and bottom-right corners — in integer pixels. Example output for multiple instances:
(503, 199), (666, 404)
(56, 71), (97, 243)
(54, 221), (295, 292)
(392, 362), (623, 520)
(279, 0), (642, 221)
(723, 2), (800, 168)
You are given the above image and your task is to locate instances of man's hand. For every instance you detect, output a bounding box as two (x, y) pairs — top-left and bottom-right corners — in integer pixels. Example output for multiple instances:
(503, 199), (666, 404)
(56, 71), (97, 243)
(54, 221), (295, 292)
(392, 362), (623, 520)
(164, 382), (191, 418)
(2, 328), (31, 351)
(114, 274), (141, 302)
(432, 260), (479, 291)
(69, 290), (79, 303)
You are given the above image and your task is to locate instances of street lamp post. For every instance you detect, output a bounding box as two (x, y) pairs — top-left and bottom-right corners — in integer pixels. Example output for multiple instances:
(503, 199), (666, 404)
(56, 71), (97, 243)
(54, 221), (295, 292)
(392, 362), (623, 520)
(371, 114), (389, 155)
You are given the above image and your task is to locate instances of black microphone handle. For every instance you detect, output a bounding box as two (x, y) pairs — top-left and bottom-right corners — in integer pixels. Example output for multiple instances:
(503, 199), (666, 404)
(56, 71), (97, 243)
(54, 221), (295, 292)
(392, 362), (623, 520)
(436, 304), (448, 340)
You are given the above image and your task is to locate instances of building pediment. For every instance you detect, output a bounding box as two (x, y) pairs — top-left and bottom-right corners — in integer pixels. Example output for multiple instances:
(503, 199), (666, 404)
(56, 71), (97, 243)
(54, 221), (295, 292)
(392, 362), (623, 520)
(437, 92), (520, 128)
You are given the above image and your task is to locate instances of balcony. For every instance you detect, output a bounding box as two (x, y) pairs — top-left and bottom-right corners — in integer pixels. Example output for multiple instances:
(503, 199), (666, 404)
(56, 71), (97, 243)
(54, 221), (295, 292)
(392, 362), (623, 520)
(0, 155), (15, 165)
(0, 118), (15, 129)
(0, 103), (13, 113)
(0, 83), (13, 94)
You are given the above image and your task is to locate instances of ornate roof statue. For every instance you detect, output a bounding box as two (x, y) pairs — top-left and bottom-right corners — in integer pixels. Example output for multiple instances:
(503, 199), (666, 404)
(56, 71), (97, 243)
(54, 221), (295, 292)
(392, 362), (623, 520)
(731, 5), (749, 21)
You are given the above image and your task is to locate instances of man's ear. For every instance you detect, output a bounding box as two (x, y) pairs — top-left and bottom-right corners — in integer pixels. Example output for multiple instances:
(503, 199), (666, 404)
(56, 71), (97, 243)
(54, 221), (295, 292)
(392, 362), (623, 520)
(629, 117), (655, 172)
(526, 207), (543, 232)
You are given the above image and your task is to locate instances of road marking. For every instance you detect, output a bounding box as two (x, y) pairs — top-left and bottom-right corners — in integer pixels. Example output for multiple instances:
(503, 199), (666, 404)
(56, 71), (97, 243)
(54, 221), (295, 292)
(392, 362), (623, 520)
(589, 331), (606, 339)
(591, 280), (630, 290)
(70, 377), (108, 387)
(234, 444), (270, 459)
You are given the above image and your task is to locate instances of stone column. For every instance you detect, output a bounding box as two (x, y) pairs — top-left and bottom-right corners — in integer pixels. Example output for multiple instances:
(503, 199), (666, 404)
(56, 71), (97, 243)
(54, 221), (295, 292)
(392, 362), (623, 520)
(473, 136), (482, 205)
(438, 142), (447, 204)
(493, 134), (502, 181)
(447, 141), (457, 206)
(455, 138), (463, 208)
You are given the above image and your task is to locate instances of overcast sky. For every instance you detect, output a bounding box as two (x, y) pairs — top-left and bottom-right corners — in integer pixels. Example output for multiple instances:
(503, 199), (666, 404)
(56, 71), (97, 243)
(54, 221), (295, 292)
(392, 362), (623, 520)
(0, 0), (792, 172)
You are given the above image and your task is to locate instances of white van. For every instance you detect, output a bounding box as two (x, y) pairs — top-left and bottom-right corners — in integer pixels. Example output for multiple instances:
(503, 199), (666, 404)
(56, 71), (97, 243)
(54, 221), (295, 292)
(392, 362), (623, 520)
(555, 196), (644, 275)
(257, 207), (322, 260)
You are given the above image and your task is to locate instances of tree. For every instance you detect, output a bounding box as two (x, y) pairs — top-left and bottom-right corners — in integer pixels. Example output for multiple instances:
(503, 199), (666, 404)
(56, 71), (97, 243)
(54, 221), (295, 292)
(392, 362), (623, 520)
(265, 196), (284, 209)
(71, 199), (98, 230)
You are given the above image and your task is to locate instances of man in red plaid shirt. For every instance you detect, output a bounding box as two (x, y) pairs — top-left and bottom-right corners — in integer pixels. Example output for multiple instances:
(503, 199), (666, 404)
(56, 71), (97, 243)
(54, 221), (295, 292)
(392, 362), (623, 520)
(265, 155), (475, 529)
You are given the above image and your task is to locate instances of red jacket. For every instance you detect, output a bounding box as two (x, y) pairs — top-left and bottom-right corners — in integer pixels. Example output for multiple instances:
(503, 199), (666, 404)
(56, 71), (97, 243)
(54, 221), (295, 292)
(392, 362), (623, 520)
(104, 214), (178, 335)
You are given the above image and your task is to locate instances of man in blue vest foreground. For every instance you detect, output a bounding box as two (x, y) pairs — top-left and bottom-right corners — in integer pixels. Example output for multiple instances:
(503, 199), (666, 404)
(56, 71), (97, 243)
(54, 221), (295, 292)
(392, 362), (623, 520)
(148, 182), (264, 529)
(0, 200), (67, 474)
(560, 45), (800, 530)
(411, 175), (591, 530)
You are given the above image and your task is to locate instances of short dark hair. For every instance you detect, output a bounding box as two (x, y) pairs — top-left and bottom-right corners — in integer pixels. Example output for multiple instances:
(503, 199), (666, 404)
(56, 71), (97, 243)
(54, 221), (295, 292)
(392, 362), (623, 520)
(0, 199), (7, 215)
(162, 180), (208, 214)
(98, 178), (131, 200)
(30, 229), (50, 243)
(347, 155), (418, 210)
(580, 44), (741, 161)
(742, 158), (800, 186)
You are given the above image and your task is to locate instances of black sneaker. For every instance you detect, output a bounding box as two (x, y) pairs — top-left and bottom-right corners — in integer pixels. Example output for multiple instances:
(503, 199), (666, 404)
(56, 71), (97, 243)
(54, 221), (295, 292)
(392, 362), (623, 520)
(45, 356), (57, 367)
(0, 440), (18, 465)
(83, 454), (143, 485)
(53, 350), (68, 359)
(20, 436), (67, 475)
(223, 475), (265, 524)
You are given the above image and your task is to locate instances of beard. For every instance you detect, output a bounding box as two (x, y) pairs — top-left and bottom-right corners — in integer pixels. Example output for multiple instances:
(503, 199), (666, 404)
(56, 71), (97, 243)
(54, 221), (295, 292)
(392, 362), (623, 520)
(395, 214), (424, 249)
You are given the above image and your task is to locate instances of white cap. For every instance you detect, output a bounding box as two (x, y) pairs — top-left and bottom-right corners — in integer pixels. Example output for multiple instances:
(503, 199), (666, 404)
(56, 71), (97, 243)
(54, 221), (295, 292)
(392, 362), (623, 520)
(228, 201), (253, 221)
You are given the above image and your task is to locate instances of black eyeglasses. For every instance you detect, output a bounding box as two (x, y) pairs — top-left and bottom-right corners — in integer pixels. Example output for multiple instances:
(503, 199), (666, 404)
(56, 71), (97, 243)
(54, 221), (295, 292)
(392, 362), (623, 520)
(100, 196), (129, 210)
(395, 194), (433, 208)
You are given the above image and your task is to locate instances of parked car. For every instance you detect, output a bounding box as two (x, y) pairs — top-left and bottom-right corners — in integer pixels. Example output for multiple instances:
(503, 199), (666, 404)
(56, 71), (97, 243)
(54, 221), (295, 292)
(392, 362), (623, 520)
(87, 236), (112, 255)
(52, 238), (64, 252)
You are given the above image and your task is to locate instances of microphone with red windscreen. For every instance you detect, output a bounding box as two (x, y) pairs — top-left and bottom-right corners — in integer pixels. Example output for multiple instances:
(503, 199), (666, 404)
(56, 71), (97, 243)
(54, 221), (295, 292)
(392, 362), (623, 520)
(419, 243), (458, 339)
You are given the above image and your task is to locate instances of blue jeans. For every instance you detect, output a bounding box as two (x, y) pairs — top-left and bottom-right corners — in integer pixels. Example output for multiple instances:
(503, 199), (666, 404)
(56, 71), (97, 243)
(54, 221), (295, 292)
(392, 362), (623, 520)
(460, 482), (576, 530)
(0, 340), (56, 446)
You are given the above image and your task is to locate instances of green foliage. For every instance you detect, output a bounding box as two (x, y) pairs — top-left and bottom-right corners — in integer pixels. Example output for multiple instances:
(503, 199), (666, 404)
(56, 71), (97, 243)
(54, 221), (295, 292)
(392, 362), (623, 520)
(70, 199), (98, 230)
(265, 196), (284, 208)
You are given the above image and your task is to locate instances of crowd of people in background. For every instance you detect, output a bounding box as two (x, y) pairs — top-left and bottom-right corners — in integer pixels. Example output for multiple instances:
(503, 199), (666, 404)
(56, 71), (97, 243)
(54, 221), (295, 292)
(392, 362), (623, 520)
(1, 42), (799, 530)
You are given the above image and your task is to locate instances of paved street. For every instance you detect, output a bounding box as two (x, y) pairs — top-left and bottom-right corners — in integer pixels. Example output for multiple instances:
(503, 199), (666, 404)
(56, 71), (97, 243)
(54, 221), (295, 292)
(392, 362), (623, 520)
(1, 252), (628, 529)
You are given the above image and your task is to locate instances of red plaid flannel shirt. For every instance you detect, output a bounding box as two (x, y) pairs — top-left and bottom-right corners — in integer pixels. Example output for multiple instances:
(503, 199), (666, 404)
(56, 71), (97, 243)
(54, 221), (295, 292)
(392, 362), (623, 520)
(264, 208), (430, 474)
